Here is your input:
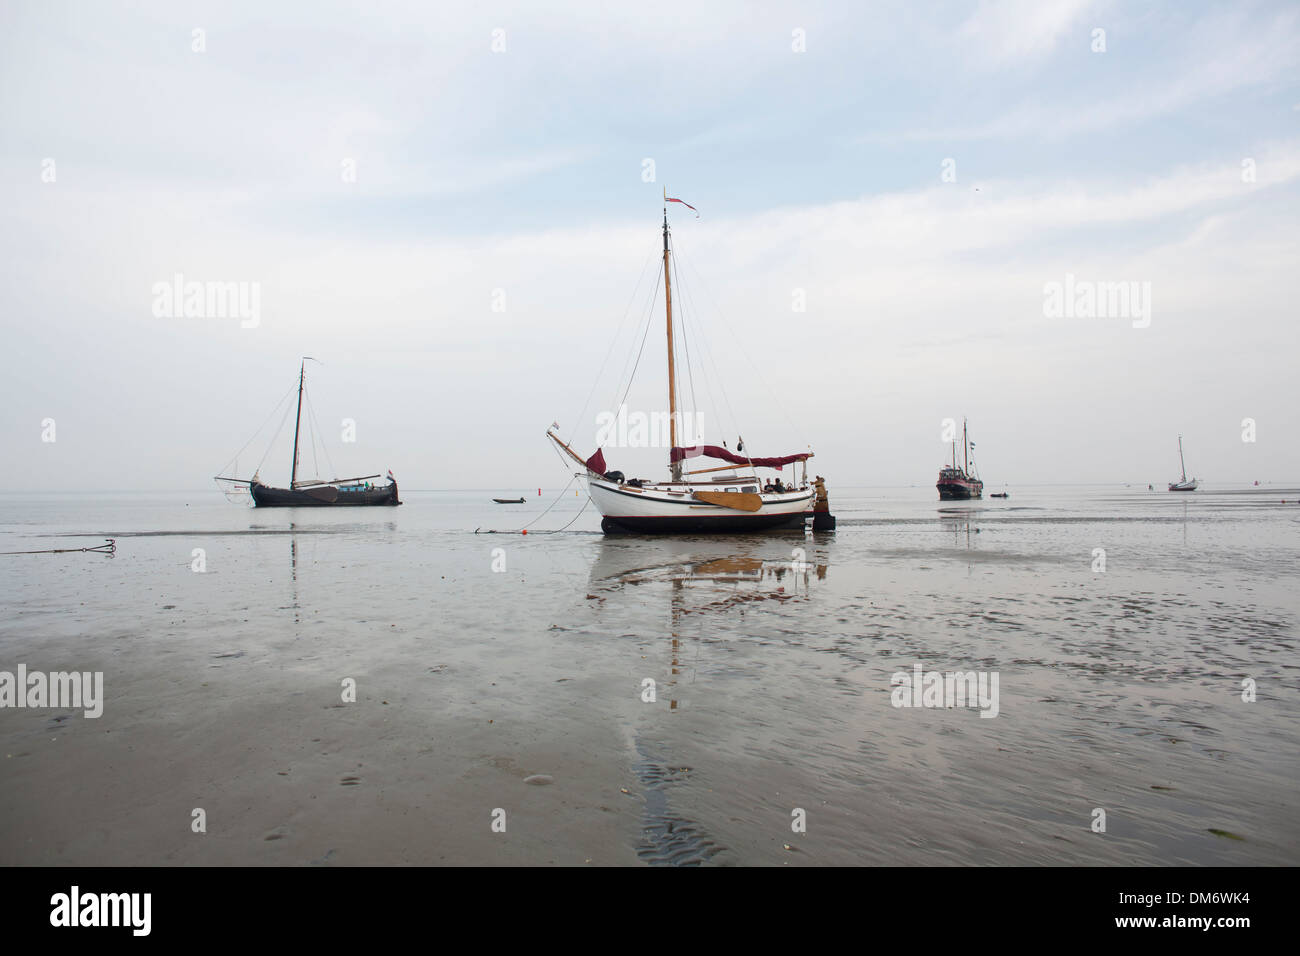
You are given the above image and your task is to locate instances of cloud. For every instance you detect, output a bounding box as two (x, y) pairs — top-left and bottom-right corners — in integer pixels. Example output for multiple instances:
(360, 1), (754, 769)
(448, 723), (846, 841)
(881, 5), (1300, 142)
(954, 0), (1099, 70)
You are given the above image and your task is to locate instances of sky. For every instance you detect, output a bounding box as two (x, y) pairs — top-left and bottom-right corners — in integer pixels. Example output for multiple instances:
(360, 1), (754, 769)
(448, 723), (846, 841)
(2, 0), (1298, 490)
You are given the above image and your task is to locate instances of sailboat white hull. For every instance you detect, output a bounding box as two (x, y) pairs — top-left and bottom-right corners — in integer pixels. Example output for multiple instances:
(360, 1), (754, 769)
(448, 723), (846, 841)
(589, 477), (814, 533)
(1169, 437), (1196, 491)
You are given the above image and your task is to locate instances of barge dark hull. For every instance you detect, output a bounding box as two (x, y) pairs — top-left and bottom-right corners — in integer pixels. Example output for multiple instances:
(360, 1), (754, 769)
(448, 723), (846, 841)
(250, 480), (401, 507)
(937, 479), (983, 500)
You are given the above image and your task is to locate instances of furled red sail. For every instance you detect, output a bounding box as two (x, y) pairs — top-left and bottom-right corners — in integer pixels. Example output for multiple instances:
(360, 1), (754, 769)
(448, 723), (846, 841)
(585, 448), (607, 475)
(670, 445), (810, 468)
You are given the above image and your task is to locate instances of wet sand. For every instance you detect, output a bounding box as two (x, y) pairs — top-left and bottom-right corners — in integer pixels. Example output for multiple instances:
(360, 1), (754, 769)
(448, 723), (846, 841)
(1, 487), (1297, 865)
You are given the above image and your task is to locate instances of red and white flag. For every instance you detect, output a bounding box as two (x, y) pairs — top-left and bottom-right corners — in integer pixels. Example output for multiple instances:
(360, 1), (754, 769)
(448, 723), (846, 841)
(665, 195), (699, 217)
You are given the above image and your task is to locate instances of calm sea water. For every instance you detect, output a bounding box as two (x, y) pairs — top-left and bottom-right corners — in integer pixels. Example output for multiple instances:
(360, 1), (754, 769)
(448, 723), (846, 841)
(1, 485), (1297, 865)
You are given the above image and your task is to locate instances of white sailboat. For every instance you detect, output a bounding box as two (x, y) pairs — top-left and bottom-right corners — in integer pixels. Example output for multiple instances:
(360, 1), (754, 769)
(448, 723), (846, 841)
(548, 196), (829, 534)
(1168, 435), (1198, 492)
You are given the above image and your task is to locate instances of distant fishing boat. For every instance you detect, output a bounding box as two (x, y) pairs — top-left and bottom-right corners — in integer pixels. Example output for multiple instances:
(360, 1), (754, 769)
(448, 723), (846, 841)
(937, 418), (983, 500)
(215, 358), (400, 507)
(492, 497), (526, 504)
(547, 194), (831, 534)
(990, 492), (1009, 498)
(1168, 435), (1198, 492)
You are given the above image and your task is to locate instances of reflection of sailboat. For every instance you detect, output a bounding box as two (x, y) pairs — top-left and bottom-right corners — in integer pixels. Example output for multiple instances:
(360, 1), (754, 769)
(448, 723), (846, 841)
(1168, 435), (1198, 492)
(591, 538), (828, 706)
(937, 510), (979, 549)
(215, 358), (401, 507)
(289, 530), (301, 626)
(588, 539), (827, 604)
(548, 196), (826, 534)
(589, 538), (827, 865)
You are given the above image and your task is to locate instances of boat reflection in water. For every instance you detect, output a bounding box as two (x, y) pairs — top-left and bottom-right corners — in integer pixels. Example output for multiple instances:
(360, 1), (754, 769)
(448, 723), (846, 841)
(937, 508), (981, 550)
(587, 536), (830, 865)
(588, 537), (830, 711)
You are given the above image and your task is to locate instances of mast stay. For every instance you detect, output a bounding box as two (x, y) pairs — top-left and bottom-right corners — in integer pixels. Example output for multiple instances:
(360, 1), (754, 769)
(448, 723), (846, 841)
(289, 357), (320, 488)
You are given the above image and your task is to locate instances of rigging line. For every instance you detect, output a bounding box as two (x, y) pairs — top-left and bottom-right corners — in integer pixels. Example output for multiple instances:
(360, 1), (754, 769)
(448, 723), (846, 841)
(255, 399), (297, 476)
(596, 241), (663, 439)
(305, 391), (336, 481)
(675, 261), (743, 448)
(311, 400), (324, 478)
(671, 256), (728, 454)
(567, 242), (658, 448)
(616, 265), (663, 413)
(675, 242), (792, 473)
(218, 384), (296, 476)
(305, 391), (320, 480)
(680, 269), (759, 478)
(610, 261), (662, 416)
(548, 434), (573, 473)
(676, 233), (804, 445)
(670, 237), (700, 438)
(670, 238), (732, 440)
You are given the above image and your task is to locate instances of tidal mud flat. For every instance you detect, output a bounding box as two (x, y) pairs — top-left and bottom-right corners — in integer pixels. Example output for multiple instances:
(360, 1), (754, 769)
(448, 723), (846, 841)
(1, 489), (1296, 865)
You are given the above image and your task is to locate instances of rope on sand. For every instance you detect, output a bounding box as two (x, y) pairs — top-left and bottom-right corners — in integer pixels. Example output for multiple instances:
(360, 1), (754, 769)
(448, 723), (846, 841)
(0, 538), (116, 556)
(475, 476), (591, 534)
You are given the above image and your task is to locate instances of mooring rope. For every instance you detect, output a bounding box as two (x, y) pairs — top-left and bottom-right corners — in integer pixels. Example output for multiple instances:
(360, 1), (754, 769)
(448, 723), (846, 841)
(475, 474), (592, 534)
(0, 539), (116, 556)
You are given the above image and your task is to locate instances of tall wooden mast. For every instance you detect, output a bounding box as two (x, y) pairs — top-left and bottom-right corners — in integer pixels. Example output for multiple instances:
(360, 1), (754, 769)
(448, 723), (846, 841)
(963, 418), (969, 475)
(664, 197), (681, 481)
(290, 359), (306, 487)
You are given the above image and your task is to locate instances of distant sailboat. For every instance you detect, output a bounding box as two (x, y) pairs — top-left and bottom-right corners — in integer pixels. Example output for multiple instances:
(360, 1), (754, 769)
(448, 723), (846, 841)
(937, 419), (983, 500)
(1168, 435), (1198, 492)
(215, 358), (400, 507)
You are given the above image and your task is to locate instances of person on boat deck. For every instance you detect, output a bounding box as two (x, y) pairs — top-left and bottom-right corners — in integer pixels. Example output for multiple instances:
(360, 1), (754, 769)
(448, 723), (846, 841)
(763, 480), (775, 493)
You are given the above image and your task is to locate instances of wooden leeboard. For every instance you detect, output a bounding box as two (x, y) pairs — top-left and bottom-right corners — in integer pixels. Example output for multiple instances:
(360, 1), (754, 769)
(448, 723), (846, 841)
(690, 490), (763, 512)
(305, 485), (339, 502)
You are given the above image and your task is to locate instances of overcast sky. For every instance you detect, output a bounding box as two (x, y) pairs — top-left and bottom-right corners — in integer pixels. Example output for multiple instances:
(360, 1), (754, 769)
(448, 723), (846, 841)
(2, 0), (1297, 491)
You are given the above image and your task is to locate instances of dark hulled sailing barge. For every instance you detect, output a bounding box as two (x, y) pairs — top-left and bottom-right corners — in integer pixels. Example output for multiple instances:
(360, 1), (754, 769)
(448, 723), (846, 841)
(216, 359), (400, 507)
(937, 418), (983, 500)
